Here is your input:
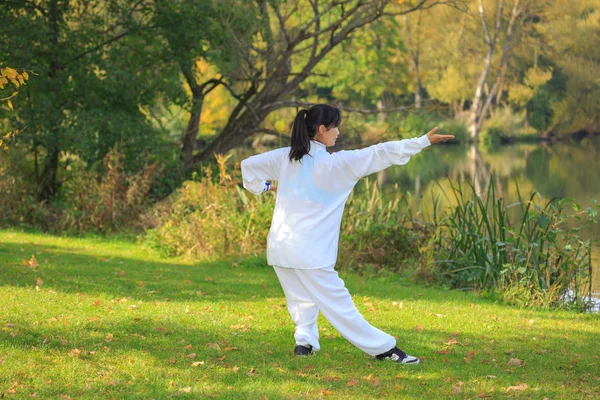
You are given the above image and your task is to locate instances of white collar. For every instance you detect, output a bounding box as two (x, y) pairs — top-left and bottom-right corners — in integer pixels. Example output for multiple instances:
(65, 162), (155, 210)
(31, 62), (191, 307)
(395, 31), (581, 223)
(309, 140), (327, 154)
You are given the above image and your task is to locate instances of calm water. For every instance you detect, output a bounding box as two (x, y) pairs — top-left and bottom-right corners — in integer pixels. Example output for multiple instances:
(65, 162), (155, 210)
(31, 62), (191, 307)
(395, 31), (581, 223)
(233, 137), (600, 297)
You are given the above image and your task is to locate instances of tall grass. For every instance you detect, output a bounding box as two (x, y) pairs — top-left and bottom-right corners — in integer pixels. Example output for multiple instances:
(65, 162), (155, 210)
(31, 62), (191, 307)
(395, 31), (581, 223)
(426, 178), (598, 311)
(338, 179), (431, 274)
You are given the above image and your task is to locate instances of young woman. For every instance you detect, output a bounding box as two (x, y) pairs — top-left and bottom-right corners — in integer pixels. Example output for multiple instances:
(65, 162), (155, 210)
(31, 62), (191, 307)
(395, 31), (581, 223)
(241, 104), (454, 364)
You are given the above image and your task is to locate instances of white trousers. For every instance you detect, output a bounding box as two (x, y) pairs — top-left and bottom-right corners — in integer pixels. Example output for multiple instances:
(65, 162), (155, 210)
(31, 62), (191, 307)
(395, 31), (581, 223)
(273, 265), (396, 357)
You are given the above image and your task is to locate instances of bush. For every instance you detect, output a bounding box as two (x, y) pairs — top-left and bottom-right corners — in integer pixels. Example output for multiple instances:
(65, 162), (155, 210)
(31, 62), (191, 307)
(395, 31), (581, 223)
(0, 143), (157, 233)
(141, 154), (275, 259)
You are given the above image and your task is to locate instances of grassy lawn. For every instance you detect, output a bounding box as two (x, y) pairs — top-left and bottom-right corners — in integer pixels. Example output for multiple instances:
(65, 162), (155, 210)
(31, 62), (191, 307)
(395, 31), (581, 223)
(0, 229), (598, 399)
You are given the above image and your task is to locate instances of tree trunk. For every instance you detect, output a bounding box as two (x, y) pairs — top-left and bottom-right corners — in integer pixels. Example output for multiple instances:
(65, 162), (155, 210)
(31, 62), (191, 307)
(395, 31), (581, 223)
(186, 1), (435, 166)
(469, 0), (505, 141)
(415, 77), (422, 110)
(38, 146), (60, 201)
(182, 92), (203, 168)
(38, 0), (63, 201)
(194, 102), (270, 163)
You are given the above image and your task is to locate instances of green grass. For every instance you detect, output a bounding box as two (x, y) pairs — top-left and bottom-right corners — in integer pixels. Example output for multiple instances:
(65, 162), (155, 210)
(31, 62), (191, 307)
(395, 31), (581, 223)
(0, 229), (598, 399)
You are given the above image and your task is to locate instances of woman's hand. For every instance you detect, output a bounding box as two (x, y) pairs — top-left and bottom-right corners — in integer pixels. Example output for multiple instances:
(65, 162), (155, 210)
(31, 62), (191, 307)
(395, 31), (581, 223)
(426, 127), (455, 144)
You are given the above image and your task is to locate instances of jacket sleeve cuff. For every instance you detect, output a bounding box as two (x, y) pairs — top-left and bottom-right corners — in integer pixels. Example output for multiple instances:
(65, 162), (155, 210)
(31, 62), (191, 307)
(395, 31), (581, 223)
(417, 134), (431, 148)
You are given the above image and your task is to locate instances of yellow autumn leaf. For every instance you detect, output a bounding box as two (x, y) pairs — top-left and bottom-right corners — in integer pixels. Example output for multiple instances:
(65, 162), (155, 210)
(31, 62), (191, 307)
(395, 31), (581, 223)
(1, 67), (18, 79)
(22, 255), (39, 268)
(22, 71), (29, 80)
(7, 100), (13, 110)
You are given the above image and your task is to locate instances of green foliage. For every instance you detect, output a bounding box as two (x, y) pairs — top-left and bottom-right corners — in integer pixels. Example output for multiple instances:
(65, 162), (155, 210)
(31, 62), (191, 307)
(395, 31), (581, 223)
(339, 179), (431, 275)
(479, 108), (526, 150)
(390, 112), (442, 139)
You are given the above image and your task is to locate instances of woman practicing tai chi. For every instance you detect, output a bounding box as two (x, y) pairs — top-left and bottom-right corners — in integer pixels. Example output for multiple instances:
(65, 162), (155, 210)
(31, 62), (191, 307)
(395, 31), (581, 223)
(241, 104), (454, 364)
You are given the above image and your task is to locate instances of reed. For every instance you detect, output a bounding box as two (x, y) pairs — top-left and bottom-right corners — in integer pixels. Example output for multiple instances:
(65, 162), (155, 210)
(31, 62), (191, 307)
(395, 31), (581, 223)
(428, 178), (597, 311)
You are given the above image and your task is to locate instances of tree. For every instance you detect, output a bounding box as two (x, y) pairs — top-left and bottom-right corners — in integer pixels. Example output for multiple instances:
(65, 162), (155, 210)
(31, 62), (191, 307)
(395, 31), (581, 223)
(173, 0), (462, 167)
(468, 0), (524, 140)
(0, 0), (173, 200)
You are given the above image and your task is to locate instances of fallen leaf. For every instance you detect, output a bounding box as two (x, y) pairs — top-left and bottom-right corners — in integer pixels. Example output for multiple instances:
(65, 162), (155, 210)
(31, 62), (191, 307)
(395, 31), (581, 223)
(185, 353), (196, 359)
(185, 344), (193, 350)
(505, 383), (528, 392)
(437, 348), (452, 355)
(320, 389), (335, 396)
(508, 358), (524, 367)
(191, 361), (204, 367)
(415, 324), (424, 332)
(465, 350), (476, 363)
(23, 255), (39, 268)
(322, 376), (340, 382)
(347, 379), (359, 387)
(119, 271), (126, 277)
(232, 366), (239, 373)
(247, 367), (256, 376)
(69, 349), (81, 357)
(445, 338), (459, 346)
(182, 387), (191, 393)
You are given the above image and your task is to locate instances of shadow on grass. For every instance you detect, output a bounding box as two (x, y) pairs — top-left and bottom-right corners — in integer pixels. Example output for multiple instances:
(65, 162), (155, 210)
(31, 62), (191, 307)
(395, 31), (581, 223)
(1, 241), (505, 310)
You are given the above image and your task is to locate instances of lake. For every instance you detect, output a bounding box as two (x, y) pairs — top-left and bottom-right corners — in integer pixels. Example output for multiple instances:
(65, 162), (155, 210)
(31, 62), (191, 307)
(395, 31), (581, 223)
(233, 136), (600, 299)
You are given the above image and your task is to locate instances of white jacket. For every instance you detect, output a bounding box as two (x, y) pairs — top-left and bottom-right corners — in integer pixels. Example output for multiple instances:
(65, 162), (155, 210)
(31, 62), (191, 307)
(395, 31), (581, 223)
(240, 135), (431, 269)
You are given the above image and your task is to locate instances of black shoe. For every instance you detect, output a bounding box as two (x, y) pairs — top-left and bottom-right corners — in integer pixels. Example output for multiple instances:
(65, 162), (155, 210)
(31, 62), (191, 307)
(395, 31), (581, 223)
(294, 344), (314, 356)
(375, 346), (420, 365)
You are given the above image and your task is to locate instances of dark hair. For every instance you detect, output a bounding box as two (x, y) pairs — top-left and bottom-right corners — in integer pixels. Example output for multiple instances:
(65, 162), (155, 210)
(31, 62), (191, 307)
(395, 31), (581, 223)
(289, 104), (342, 162)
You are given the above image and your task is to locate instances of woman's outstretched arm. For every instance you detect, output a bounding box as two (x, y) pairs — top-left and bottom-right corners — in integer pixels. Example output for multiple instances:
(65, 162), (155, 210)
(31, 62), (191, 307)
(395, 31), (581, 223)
(329, 127), (454, 187)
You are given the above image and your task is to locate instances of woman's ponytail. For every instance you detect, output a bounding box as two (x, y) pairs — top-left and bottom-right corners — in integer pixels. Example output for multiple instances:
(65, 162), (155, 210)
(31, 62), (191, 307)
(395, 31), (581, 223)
(288, 104), (342, 162)
(289, 109), (310, 162)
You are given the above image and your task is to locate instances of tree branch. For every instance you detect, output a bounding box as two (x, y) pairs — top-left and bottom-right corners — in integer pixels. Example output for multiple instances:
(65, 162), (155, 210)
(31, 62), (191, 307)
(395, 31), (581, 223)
(262, 100), (412, 114)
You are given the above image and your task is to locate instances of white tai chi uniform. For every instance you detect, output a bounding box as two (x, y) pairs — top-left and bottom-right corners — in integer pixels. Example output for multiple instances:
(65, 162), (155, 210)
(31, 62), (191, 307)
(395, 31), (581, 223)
(241, 135), (431, 356)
